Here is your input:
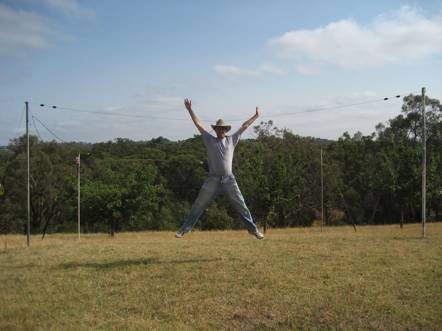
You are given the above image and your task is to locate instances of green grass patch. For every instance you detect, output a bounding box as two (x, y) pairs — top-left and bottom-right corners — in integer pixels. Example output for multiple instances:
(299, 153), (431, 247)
(1, 224), (441, 330)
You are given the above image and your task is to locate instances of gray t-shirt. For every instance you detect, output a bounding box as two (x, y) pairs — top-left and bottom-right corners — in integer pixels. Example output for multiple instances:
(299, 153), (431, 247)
(202, 129), (242, 176)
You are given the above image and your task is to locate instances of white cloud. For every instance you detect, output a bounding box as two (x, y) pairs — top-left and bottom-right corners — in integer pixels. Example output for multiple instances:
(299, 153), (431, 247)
(0, 4), (55, 56)
(93, 95), (184, 122)
(40, 0), (95, 19)
(270, 6), (442, 71)
(0, 1), (93, 57)
(142, 95), (182, 110)
(215, 65), (261, 78)
(128, 93), (183, 115)
(215, 63), (287, 79)
(260, 63), (286, 75)
(295, 63), (321, 76)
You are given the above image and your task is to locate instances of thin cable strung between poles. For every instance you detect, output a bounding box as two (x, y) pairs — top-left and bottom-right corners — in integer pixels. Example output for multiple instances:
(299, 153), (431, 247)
(263, 95), (404, 119)
(31, 103), (192, 121)
(31, 93), (407, 123)
(30, 112), (43, 141)
(32, 115), (67, 143)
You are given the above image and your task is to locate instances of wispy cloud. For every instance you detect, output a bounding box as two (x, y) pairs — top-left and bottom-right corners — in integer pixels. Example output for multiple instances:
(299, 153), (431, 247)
(260, 63), (286, 75)
(0, 1), (94, 57)
(40, 0), (95, 19)
(130, 93), (183, 114)
(0, 4), (56, 56)
(215, 63), (286, 79)
(270, 6), (442, 72)
(141, 95), (182, 110)
(295, 63), (321, 76)
(215, 65), (261, 78)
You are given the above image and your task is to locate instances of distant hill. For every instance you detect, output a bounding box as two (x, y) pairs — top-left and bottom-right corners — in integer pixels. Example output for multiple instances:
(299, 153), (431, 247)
(313, 138), (335, 145)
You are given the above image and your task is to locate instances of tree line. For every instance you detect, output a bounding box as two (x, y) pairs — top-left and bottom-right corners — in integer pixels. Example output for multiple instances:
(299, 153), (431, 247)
(0, 94), (441, 236)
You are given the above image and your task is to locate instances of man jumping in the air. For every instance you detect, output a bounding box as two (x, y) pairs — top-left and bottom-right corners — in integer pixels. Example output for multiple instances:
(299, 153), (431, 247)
(175, 98), (264, 239)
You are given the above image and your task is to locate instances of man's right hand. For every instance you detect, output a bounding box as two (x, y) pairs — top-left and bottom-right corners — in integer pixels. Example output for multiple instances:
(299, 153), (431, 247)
(184, 98), (205, 134)
(184, 98), (192, 111)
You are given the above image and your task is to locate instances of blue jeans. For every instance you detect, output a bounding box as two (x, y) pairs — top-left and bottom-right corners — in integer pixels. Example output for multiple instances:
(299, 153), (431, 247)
(179, 174), (258, 233)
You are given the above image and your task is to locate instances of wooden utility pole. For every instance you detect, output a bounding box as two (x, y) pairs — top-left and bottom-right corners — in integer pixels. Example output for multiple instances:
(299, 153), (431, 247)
(321, 147), (324, 232)
(26, 101), (30, 247)
(421, 87), (426, 238)
(77, 153), (81, 240)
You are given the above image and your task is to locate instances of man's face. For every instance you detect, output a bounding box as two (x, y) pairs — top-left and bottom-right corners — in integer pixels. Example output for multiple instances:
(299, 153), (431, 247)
(215, 127), (228, 139)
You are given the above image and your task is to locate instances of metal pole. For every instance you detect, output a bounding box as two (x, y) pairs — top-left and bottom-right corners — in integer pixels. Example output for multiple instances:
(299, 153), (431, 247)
(77, 153), (81, 240)
(26, 101), (30, 247)
(321, 147), (324, 232)
(421, 87), (426, 238)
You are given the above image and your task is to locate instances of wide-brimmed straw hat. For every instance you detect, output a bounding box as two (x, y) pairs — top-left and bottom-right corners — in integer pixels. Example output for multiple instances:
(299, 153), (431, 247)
(211, 119), (231, 132)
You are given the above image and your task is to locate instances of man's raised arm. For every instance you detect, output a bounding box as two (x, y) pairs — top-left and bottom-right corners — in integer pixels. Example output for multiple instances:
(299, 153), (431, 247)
(185, 98), (205, 134)
(239, 107), (261, 134)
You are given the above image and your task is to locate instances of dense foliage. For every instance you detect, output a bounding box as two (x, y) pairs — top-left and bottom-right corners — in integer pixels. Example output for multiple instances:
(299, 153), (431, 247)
(1, 94), (441, 235)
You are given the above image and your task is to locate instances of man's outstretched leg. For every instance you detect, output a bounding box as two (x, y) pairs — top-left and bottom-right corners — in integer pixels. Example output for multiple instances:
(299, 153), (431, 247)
(176, 176), (220, 238)
(222, 175), (264, 239)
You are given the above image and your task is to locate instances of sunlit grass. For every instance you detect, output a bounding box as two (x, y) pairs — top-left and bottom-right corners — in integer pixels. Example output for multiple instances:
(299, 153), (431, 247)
(1, 224), (441, 330)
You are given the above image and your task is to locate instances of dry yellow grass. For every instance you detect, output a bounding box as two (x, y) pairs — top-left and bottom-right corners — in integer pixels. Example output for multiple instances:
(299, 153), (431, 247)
(1, 224), (441, 330)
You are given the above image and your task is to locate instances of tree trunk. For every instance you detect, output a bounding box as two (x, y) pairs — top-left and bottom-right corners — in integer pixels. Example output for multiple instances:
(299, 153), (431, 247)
(368, 196), (381, 224)
(410, 200), (416, 221)
(277, 206), (285, 227)
(337, 187), (357, 232)
(41, 219), (50, 239)
(324, 206), (329, 226)
(110, 220), (115, 237)
(400, 208), (404, 229)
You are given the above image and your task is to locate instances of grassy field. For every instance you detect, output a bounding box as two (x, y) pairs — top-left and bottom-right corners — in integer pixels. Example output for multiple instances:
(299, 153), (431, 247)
(1, 224), (441, 331)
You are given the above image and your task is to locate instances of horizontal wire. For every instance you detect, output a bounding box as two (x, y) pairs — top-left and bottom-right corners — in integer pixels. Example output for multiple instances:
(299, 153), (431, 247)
(30, 103), (194, 121)
(30, 93), (407, 123)
(264, 96), (403, 119)
(26, 92), (415, 143)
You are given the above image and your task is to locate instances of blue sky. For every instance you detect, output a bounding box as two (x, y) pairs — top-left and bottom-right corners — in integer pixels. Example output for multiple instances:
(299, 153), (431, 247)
(1, 0), (441, 144)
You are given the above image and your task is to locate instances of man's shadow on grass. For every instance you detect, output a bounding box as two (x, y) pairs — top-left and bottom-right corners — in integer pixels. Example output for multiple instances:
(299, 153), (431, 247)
(60, 257), (224, 270)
